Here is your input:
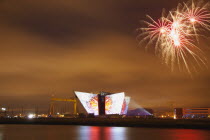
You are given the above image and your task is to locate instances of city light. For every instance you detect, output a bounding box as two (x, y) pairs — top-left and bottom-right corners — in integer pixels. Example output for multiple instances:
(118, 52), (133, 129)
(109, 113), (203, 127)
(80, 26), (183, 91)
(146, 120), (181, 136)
(1, 108), (6, 111)
(28, 114), (35, 119)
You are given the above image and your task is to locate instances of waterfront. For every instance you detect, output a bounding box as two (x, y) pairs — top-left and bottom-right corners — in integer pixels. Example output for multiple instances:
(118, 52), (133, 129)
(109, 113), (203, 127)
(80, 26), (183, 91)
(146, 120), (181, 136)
(0, 125), (209, 140)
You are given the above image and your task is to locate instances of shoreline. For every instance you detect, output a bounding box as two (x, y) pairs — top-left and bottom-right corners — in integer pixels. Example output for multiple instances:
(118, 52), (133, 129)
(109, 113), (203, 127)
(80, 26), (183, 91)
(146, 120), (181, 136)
(0, 118), (210, 129)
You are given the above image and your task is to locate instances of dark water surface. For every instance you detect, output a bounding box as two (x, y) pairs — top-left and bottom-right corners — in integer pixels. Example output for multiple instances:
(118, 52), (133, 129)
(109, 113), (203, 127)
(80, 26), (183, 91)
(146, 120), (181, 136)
(0, 125), (209, 140)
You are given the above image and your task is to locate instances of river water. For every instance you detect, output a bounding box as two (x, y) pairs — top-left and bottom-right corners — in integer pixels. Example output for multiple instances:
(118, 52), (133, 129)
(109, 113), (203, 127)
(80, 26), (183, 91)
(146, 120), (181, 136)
(0, 125), (209, 140)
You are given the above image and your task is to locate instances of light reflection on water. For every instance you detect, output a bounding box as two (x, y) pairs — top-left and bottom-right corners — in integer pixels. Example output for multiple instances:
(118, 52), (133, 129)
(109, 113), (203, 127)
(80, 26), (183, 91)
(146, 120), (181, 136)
(0, 125), (209, 140)
(0, 125), (5, 140)
(167, 129), (209, 140)
(78, 126), (126, 140)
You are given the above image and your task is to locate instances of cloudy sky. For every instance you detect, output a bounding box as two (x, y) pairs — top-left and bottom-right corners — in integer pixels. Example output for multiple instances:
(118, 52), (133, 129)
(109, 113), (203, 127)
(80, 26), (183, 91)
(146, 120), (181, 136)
(0, 0), (209, 112)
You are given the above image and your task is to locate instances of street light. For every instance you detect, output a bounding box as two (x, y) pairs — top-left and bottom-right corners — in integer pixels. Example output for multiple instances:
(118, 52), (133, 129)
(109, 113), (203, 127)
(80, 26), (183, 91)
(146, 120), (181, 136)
(28, 114), (35, 119)
(1, 108), (6, 111)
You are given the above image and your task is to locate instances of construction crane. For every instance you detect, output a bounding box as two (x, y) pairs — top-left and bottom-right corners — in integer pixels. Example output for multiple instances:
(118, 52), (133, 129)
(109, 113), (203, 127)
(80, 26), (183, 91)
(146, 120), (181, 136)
(50, 97), (77, 115)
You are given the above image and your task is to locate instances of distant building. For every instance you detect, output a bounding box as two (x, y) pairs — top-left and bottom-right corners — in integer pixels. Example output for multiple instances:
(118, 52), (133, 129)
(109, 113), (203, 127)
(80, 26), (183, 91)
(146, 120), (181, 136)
(155, 111), (174, 118)
(174, 108), (210, 119)
(75, 91), (130, 116)
(127, 108), (154, 116)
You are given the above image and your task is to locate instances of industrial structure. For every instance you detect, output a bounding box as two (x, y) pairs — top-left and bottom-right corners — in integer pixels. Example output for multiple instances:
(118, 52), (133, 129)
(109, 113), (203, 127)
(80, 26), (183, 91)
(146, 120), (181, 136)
(174, 108), (210, 119)
(49, 97), (77, 115)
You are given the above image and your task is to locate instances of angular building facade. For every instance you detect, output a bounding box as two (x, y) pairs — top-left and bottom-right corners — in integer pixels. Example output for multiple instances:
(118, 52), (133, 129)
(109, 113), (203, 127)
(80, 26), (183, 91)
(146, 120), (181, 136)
(75, 91), (130, 116)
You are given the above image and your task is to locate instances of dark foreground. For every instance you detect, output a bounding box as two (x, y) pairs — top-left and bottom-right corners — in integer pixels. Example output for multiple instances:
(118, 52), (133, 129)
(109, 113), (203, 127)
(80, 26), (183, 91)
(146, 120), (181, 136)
(0, 118), (210, 129)
(1, 125), (210, 140)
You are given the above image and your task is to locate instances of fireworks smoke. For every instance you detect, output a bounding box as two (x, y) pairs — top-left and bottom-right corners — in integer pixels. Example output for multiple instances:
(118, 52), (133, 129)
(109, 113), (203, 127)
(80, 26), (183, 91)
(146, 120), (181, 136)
(138, 0), (210, 73)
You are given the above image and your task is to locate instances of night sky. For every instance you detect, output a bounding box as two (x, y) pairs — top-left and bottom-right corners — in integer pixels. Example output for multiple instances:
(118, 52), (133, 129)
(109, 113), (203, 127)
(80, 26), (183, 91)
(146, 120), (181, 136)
(0, 0), (209, 112)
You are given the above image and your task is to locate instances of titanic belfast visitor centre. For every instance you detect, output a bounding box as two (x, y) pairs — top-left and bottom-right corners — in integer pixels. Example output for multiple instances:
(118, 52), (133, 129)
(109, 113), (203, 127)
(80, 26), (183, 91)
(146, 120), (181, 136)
(75, 91), (130, 116)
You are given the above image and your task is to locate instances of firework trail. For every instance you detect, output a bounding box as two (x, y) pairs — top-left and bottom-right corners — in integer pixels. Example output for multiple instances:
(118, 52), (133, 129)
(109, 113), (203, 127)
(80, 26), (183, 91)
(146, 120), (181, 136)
(138, 0), (210, 73)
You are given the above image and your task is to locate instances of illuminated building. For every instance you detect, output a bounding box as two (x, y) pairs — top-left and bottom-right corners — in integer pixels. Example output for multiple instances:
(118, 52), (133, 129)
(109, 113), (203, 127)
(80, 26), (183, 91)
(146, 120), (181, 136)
(174, 108), (210, 119)
(75, 91), (99, 115)
(75, 91), (130, 116)
(121, 96), (130, 115)
(127, 108), (153, 116)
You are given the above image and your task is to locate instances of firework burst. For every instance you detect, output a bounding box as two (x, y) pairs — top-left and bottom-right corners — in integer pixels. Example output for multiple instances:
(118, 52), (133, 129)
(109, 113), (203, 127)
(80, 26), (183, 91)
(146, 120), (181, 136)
(138, 0), (210, 73)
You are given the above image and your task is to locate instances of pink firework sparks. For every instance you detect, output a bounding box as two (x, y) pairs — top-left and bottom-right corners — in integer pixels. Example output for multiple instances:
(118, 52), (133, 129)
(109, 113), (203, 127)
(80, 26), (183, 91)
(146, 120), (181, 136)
(138, 0), (210, 73)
